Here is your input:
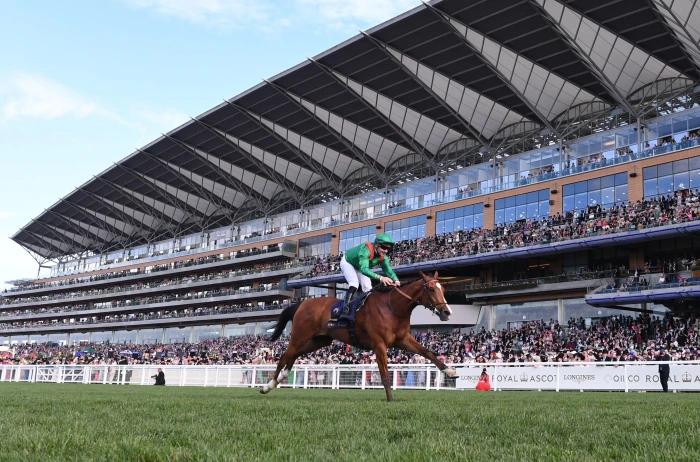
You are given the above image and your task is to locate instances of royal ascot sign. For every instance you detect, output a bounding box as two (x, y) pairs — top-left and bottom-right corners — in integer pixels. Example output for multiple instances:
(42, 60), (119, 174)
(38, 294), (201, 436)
(455, 363), (700, 392)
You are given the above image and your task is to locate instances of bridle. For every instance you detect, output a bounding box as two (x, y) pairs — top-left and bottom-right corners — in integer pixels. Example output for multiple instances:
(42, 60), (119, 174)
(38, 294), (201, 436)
(394, 279), (450, 317)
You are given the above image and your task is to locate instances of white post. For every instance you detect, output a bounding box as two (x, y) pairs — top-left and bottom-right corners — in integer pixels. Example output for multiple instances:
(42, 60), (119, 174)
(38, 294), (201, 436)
(214, 367), (220, 387)
(624, 364), (629, 393)
(556, 365), (560, 392)
(303, 368), (308, 389)
(141, 366), (147, 385)
(204, 367), (209, 387)
(425, 369), (431, 391)
(392, 369), (398, 391)
(227, 367), (232, 387)
(251, 367), (257, 388)
(361, 368), (366, 390)
(180, 366), (186, 387)
(83, 366), (91, 385)
(292, 369), (297, 389)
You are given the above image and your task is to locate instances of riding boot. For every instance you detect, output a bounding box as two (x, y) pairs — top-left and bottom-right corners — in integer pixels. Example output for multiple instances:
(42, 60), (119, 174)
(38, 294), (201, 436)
(341, 286), (358, 317)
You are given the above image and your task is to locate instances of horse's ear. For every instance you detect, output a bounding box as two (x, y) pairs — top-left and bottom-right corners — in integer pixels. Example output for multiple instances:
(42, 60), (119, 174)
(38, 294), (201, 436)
(433, 270), (439, 279)
(419, 271), (427, 280)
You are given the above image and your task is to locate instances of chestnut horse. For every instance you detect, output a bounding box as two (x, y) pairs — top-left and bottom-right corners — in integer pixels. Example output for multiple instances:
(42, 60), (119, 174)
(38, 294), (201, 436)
(261, 271), (456, 401)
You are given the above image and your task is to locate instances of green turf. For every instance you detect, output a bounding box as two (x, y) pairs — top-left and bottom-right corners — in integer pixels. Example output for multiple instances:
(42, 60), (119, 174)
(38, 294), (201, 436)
(0, 384), (698, 462)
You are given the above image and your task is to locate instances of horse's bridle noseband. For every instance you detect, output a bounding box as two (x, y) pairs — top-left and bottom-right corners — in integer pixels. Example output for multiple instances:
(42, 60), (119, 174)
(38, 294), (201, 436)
(394, 280), (449, 316)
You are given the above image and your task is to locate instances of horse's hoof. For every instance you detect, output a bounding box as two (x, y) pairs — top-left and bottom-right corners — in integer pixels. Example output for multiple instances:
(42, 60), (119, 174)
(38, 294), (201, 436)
(444, 368), (458, 378)
(259, 386), (270, 394)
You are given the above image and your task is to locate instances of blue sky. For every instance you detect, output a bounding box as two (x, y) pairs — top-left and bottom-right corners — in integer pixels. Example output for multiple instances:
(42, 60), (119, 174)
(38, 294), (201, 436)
(0, 0), (419, 288)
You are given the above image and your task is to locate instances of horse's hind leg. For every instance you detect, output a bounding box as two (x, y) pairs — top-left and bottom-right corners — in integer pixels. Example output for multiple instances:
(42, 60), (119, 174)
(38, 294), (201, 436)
(260, 336), (332, 394)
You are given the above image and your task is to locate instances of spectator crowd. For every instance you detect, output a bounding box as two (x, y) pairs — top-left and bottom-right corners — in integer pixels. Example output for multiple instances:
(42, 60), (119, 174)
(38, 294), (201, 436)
(304, 190), (700, 277)
(2, 314), (697, 366)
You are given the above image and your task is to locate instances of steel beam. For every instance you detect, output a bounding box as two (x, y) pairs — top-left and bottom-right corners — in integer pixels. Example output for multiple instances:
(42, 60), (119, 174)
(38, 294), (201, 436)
(308, 58), (436, 170)
(263, 79), (386, 180)
(191, 118), (305, 205)
(530, 0), (639, 117)
(361, 31), (491, 146)
(225, 101), (345, 192)
(161, 134), (270, 211)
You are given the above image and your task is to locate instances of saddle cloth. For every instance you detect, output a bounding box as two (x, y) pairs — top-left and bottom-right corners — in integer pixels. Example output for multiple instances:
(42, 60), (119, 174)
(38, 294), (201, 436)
(328, 291), (370, 328)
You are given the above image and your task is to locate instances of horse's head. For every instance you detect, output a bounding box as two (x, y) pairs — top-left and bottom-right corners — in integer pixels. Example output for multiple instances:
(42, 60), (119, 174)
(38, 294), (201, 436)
(418, 271), (452, 321)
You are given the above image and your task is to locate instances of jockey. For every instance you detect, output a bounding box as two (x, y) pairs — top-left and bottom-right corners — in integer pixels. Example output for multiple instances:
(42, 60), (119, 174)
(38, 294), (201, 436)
(336, 233), (400, 319)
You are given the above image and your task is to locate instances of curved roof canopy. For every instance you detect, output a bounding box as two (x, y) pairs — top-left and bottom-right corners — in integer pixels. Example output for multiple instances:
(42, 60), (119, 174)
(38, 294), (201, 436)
(13, 0), (700, 259)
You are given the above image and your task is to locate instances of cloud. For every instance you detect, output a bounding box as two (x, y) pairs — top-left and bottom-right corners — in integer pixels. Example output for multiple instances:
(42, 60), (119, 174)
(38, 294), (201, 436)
(0, 73), (106, 121)
(122, 0), (420, 32)
(0, 211), (13, 221)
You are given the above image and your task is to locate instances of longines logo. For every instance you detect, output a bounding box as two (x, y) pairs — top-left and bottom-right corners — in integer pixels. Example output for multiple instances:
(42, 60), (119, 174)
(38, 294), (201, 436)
(563, 374), (595, 383)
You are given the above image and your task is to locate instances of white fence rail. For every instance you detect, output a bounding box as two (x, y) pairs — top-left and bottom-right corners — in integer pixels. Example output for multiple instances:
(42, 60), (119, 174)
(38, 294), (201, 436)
(2, 362), (699, 392)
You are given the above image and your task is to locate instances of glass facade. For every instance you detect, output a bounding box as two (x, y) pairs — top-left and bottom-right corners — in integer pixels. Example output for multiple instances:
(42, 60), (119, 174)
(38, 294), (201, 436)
(495, 190), (549, 225)
(562, 173), (628, 213)
(298, 234), (332, 258)
(643, 156), (700, 199)
(385, 215), (426, 242)
(339, 225), (376, 252)
(436, 204), (484, 235)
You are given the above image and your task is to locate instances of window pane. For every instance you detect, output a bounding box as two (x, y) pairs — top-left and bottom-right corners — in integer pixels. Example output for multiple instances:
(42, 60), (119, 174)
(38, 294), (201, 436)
(505, 207), (516, 223)
(563, 184), (574, 197)
(643, 179), (657, 199)
(505, 196), (516, 208)
(643, 165), (657, 179)
(495, 198), (504, 210)
(675, 172), (690, 190)
(615, 184), (628, 203)
(601, 187), (615, 205)
(658, 162), (673, 177)
(540, 201), (549, 217)
(575, 193), (587, 210)
(674, 159), (689, 173)
(516, 194), (527, 206)
(601, 175), (615, 189)
(587, 178), (601, 190)
(563, 195), (575, 212)
(473, 213), (483, 229)
(588, 190), (602, 207)
(538, 189), (549, 201)
(516, 205), (527, 220)
(527, 191), (538, 203)
(495, 210), (504, 225)
(658, 175), (674, 195)
(436, 222), (445, 235)
(526, 202), (538, 218)
(463, 216), (474, 230)
(690, 169), (700, 190)
(615, 172), (627, 186)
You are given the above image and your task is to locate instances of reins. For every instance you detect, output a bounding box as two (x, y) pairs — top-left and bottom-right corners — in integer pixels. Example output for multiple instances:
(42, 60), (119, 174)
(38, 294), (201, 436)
(391, 279), (449, 317)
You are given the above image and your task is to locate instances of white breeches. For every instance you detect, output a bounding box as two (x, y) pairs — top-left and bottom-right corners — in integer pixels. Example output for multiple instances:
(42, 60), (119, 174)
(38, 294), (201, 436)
(340, 256), (373, 292)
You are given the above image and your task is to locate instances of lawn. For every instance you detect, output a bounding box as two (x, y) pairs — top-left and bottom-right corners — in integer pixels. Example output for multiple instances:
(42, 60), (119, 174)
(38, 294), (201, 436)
(0, 383), (698, 462)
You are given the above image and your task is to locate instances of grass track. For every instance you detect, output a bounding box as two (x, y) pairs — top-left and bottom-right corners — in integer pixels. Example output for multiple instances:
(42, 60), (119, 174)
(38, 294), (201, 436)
(0, 384), (698, 462)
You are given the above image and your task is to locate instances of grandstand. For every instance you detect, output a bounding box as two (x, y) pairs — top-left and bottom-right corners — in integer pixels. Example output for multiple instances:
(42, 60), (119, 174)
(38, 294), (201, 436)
(3, 0), (700, 350)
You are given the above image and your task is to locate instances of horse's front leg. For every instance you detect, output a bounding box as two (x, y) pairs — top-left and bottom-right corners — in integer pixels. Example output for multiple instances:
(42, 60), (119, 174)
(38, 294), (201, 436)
(372, 343), (393, 402)
(396, 336), (458, 378)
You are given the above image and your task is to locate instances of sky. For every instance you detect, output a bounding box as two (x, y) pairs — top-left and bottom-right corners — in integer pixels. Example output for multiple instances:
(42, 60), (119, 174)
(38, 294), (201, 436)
(0, 0), (420, 289)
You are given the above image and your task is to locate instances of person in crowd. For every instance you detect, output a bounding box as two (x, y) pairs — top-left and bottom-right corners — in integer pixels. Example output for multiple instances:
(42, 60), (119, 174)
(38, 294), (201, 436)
(658, 348), (671, 392)
(475, 368), (491, 392)
(152, 368), (165, 386)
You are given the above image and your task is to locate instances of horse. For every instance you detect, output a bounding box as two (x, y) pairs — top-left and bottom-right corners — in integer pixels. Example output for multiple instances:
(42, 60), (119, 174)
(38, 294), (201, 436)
(260, 271), (456, 401)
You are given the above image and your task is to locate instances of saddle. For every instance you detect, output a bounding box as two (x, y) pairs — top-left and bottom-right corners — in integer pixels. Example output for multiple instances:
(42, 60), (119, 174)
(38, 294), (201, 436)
(327, 291), (370, 330)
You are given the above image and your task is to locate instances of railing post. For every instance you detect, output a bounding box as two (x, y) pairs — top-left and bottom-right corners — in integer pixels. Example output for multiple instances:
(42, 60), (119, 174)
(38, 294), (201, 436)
(227, 367), (232, 387)
(361, 368), (366, 390)
(204, 367), (209, 387)
(251, 367), (257, 388)
(180, 365), (186, 387)
(141, 366), (147, 386)
(303, 368), (309, 389)
(84, 366), (91, 385)
(292, 369), (297, 389)
(392, 369), (398, 391)
(425, 369), (431, 391)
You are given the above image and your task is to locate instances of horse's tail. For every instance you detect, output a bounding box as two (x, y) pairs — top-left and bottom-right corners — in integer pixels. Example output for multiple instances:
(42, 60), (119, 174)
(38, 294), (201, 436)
(268, 303), (300, 341)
